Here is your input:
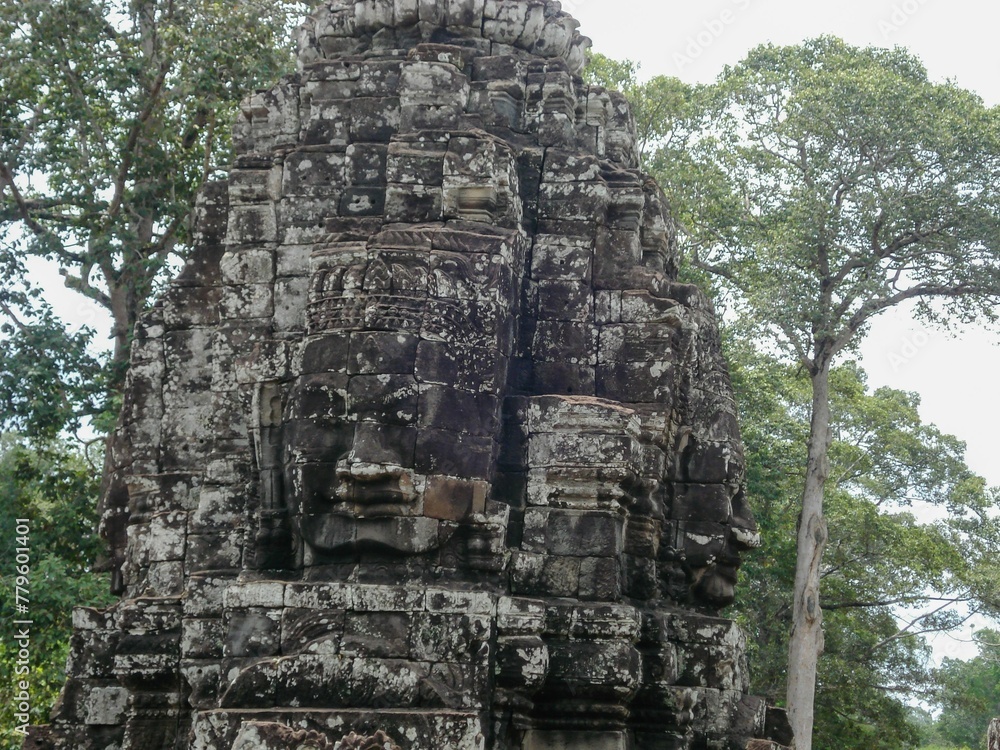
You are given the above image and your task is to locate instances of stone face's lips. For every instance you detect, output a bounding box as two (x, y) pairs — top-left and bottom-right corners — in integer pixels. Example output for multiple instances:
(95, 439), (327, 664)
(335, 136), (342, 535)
(299, 513), (445, 555)
(733, 526), (763, 549)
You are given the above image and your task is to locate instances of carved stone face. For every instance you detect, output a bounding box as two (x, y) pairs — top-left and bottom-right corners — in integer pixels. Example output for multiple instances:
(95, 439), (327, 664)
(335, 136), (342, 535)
(684, 487), (761, 607)
(285, 227), (519, 560)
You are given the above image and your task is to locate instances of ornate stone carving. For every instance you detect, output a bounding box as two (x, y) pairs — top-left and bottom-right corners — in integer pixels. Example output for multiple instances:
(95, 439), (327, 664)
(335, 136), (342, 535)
(334, 731), (403, 750)
(29, 1), (793, 749)
(228, 723), (403, 750)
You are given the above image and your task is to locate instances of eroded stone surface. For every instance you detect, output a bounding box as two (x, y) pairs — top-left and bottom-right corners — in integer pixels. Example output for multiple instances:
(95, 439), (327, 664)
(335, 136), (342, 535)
(30, 1), (791, 749)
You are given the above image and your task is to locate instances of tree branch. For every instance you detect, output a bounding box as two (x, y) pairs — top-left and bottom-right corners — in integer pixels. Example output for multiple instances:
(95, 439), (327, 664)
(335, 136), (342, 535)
(105, 59), (171, 223)
(824, 595), (973, 611)
(53, 36), (109, 155)
(0, 299), (30, 333)
(849, 281), (1000, 336)
(0, 163), (50, 237)
(868, 601), (980, 656)
(62, 264), (112, 310)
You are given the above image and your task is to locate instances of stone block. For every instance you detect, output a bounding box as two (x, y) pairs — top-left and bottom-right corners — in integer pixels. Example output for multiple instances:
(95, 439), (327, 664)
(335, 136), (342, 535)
(511, 550), (580, 598)
(531, 234), (594, 280)
(225, 608), (282, 658)
(596, 360), (675, 404)
(385, 183), (443, 222)
(521, 729), (628, 750)
(224, 582), (286, 609)
(678, 437), (743, 485)
(282, 150), (346, 196)
(532, 361), (596, 396)
(418, 0), (447, 25)
(348, 330), (420, 374)
(227, 204), (278, 244)
(425, 588), (494, 614)
(181, 661), (221, 709)
(414, 428), (495, 479)
(387, 139), (448, 185)
(417, 384), (500, 436)
(349, 421), (418, 465)
(352, 583), (425, 611)
(393, 0), (419, 25)
(182, 618), (226, 659)
(348, 373), (419, 425)
(545, 638), (641, 699)
(346, 142), (389, 185)
(83, 686), (129, 726)
(670, 484), (733, 524)
(186, 532), (242, 573)
(410, 612), (489, 661)
(521, 508), (624, 558)
(342, 612), (411, 658)
(423, 475), (488, 521)
(578, 556), (624, 601)
(349, 96), (400, 142)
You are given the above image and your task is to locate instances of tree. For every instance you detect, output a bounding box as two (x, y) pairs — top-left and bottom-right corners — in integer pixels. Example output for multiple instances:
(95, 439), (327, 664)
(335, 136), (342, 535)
(0, 436), (115, 748)
(0, 0), (308, 407)
(728, 342), (1000, 750)
(931, 630), (1000, 750)
(0, 295), (110, 440)
(655, 38), (1000, 748)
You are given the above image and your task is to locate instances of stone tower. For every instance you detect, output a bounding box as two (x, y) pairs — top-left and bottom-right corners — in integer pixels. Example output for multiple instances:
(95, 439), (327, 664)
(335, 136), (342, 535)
(29, 1), (793, 748)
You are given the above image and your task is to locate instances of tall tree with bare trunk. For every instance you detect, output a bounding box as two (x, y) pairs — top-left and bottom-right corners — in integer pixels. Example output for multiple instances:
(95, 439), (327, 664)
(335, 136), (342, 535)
(675, 38), (1000, 749)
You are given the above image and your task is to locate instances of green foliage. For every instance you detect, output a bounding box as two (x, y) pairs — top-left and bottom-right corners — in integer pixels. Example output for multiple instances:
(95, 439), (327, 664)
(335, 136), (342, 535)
(0, 0), (310, 424)
(0, 300), (109, 440)
(590, 38), (1000, 749)
(0, 436), (114, 747)
(727, 341), (1000, 750)
(674, 37), (1000, 367)
(929, 630), (1000, 749)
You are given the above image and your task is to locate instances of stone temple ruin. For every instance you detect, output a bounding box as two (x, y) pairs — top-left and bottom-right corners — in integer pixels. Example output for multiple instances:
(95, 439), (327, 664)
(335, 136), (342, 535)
(28, 1), (795, 748)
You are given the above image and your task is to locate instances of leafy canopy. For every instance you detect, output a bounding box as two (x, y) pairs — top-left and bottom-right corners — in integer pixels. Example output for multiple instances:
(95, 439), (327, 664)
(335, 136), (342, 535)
(727, 342), (1000, 750)
(921, 629), (1000, 749)
(689, 37), (1000, 367)
(0, 436), (114, 747)
(0, 0), (309, 432)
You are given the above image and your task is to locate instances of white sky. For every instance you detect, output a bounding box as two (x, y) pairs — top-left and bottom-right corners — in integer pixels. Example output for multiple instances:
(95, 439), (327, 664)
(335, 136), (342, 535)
(568, 0), (1000, 664)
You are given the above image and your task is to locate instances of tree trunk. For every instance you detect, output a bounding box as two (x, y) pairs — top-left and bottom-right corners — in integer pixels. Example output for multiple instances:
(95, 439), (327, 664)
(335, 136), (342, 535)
(988, 718), (1000, 750)
(786, 361), (832, 750)
(108, 280), (132, 371)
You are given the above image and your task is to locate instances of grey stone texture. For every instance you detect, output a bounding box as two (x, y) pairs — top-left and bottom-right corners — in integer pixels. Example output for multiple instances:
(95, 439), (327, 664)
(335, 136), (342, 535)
(27, 1), (792, 749)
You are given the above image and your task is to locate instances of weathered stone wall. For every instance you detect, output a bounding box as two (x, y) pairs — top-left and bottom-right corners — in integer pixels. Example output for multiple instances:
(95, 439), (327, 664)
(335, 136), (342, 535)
(28, 2), (793, 749)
